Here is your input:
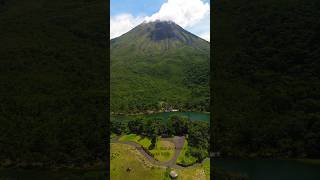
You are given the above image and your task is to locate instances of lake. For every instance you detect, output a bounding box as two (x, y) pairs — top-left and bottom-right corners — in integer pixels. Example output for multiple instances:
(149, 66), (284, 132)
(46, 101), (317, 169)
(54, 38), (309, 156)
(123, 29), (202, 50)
(215, 159), (320, 180)
(111, 111), (210, 122)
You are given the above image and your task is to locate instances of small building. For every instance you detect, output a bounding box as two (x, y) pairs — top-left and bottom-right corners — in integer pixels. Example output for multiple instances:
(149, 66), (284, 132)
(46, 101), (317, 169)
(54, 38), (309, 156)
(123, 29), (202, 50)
(169, 170), (178, 179)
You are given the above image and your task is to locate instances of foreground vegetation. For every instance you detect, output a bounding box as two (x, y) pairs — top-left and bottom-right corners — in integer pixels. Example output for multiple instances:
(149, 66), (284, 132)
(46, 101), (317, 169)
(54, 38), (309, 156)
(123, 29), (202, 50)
(119, 134), (175, 162)
(110, 143), (208, 180)
(176, 140), (197, 166)
(110, 143), (165, 180)
(111, 115), (209, 163)
(119, 134), (152, 148)
(150, 140), (175, 162)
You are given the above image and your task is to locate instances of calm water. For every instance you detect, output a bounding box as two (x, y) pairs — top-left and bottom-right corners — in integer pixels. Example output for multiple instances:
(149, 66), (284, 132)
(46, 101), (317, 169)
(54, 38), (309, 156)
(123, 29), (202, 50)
(215, 159), (320, 180)
(111, 111), (210, 122)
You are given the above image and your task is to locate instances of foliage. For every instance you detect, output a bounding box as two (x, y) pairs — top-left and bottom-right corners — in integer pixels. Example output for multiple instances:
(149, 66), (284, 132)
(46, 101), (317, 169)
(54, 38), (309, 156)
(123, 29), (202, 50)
(115, 115), (209, 163)
(111, 121), (127, 135)
(176, 140), (197, 166)
(213, 0), (320, 158)
(0, 0), (107, 167)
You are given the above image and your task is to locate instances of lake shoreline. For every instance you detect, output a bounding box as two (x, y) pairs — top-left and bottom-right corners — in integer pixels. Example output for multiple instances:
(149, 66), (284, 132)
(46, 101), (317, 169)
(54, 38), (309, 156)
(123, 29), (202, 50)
(111, 111), (210, 122)
(111, 110), (210, 117)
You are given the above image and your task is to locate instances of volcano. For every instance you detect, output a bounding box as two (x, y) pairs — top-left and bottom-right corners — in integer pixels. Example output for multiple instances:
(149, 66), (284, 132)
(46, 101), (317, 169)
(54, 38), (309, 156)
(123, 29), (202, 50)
(110, 20), (210, 113)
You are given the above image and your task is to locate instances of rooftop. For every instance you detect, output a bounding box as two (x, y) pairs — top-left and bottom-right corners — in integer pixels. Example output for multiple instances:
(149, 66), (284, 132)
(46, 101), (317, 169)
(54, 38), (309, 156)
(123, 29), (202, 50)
(169, 170), (178, 178)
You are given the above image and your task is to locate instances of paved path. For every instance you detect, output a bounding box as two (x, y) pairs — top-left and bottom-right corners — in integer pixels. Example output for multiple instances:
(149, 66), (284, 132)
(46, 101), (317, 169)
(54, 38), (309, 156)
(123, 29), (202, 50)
(111, 136), (207, 169)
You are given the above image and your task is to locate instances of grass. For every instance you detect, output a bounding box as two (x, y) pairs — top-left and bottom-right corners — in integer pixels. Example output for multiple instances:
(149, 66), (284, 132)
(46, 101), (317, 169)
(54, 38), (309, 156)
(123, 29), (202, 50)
(203, 158), (210, 180)
(110, 143), (165, 180)
(150, 140), (175, 162)
(174, 166), (207, 180)
(110, 143), (208, 180)
(119, 134), (175, 162)
(110, 133), (117, 139)
(110, 143), (210, 180)
(119, 134), (151, 148)
(176, 140), (197, 166)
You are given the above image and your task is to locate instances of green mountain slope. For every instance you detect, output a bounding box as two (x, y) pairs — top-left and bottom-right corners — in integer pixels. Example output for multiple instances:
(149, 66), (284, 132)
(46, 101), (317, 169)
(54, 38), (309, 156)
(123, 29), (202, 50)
(110, 21), (210, 114)
(213, 0), (320, 158)
(0, 0), (107, 168)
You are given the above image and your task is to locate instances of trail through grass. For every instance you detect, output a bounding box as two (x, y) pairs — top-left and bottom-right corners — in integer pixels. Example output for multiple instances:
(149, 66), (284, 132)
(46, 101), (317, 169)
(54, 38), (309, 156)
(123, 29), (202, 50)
(176, 140), (197, 166)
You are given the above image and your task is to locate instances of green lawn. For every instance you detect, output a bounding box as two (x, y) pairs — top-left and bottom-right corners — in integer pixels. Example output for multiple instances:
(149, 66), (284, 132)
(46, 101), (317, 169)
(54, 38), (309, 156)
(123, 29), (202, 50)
(119, 134), (151, 148)
(119, 134), (175, 162)
(110, 143), (207, 180)
(176, 140), (197, 166)
(175, 166), (207, 180)
(110, 143), (165, 180)
(150, 140), (175, 162)
(203, 158), (210, 180)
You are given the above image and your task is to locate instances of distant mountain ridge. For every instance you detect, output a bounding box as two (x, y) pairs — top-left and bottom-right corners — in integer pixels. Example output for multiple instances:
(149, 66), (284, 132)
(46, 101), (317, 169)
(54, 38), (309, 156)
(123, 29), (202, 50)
(111, 20), (210, 113)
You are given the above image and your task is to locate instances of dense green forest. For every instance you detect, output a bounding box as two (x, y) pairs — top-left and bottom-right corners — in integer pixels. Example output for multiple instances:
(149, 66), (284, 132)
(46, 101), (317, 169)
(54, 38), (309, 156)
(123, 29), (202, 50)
(110, 21), (210, 114)
(0, 0), (107, 171)
(213, 0), (320, 158)
(111, 115), (210, 162)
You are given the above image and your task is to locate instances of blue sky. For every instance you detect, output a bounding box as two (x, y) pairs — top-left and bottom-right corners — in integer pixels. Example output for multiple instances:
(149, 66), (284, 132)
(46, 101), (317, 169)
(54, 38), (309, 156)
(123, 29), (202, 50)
(110, 0), (210, 41)
(111, 0), (166, 17)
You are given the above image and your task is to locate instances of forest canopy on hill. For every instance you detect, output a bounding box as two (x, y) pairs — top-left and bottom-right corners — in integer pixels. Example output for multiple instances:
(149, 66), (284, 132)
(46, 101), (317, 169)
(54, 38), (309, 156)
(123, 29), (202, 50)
(0, 0), (107, 168)
(213, 0), (320, 158)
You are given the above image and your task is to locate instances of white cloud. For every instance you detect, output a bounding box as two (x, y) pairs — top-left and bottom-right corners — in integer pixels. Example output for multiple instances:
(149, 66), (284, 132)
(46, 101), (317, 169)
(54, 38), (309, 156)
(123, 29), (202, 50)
(145, 0), (209, 28)
(110, 0), (210, 41)
(199, 31), (210, 41)
(110, 14), (144, 39)
(186, 12), (210, 41)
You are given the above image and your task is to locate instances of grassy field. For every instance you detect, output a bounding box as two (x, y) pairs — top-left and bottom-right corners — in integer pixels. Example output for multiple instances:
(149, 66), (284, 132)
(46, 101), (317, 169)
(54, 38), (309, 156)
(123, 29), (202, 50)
(176, 140), (197, 166)
(175, 166), (207, 180)
(110, 143), (208, 180)
(150, 140), (175, 162)
(172, 158), (209, 180)
(119, 134), (151, 148)
(203, 159), (210, 180)
(110, 143), (165, 180)
(119, 134), (175, 162)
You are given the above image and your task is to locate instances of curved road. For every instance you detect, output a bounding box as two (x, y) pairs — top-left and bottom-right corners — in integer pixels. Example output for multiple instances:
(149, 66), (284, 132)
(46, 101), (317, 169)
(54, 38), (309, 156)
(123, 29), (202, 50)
(111, 136), (206, 169)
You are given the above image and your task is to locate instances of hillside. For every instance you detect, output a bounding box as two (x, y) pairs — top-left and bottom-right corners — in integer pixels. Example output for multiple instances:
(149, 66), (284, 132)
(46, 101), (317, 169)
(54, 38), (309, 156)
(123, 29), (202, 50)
(110, 20), (210, 114)
(0, 0), (107, 169)
(213, 0), (320, 158)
